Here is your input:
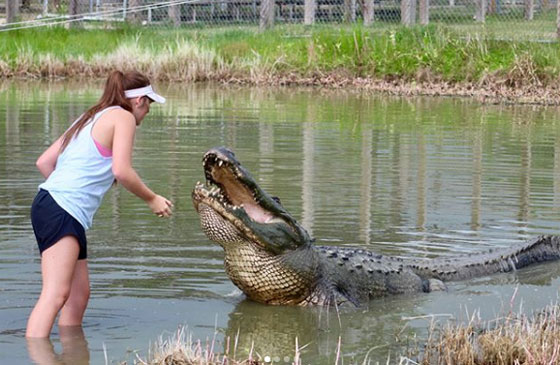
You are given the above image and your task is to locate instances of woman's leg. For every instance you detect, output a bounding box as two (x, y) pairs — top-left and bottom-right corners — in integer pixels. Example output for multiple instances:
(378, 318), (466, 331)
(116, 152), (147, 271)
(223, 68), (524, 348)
(58, 259), (90, 327)
(26, 236), (80, 338)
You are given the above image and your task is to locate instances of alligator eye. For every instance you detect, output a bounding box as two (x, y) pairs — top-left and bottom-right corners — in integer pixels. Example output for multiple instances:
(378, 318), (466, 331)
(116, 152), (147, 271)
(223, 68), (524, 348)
(271, 196), (282, 206)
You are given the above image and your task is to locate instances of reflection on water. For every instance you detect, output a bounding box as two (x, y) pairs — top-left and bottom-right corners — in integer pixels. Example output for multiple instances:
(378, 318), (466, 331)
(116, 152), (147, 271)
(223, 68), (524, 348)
(1, 81), (560, 363)
(27, 326), (89, 365)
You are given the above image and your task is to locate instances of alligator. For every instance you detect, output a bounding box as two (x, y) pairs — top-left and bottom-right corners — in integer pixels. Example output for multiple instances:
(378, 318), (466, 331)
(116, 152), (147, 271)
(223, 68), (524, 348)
(192, 147), (560, 307)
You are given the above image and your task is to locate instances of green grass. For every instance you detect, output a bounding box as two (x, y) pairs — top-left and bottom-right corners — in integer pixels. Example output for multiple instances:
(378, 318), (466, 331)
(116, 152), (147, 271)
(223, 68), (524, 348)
(1, 23), (560, 87)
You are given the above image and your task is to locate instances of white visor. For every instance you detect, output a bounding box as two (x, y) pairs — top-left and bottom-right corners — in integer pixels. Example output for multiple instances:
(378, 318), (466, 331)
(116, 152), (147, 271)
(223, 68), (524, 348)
(124, 85), (166, 104)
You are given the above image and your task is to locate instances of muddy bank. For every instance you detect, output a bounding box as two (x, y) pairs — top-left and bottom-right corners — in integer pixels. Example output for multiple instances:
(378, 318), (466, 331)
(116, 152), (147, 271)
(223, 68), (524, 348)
(4, 68), (559, 106)
(230, 73), (560, 106)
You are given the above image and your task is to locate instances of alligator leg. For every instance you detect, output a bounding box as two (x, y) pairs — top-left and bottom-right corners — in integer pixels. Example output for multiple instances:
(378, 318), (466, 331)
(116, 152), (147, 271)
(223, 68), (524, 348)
(424, 278), (447, 292)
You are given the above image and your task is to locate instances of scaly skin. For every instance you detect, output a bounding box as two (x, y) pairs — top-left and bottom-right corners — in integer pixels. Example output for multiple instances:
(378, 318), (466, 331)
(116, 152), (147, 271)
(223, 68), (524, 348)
(192, 147), (560, 306)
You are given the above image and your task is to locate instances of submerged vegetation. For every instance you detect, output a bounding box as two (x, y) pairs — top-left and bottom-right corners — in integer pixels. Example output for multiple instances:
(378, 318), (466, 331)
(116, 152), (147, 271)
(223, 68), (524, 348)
(2, 24), (560, 103)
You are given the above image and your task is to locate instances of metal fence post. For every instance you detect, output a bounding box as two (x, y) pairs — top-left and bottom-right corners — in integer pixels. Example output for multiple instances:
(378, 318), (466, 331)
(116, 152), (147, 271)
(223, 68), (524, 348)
(475, 0), (486, 22)
(122, 0), (127, 20)
(304, 0), (316, 25)
(43, 0), (49, 15)
(524, 0), (534, 20)
(419, 0), (429, 24)
(6, 0), (19, 23)
(401, 0), (416, 26)
(69, 0), (80, 27)
(169, 2), (181, 27)
(260, 0), (275, 30)
(557, 0), (560, 39)
(128, 0), (141, 23)
(344, 0), (357, 22)
(363, 0), (374, 25)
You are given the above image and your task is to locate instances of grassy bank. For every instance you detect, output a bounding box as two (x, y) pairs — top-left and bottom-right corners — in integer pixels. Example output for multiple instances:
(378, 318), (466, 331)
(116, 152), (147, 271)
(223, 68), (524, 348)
(2, 24), (560, 103)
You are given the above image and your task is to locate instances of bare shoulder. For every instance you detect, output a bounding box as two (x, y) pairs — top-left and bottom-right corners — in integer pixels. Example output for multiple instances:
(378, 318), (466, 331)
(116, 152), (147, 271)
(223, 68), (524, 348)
(107, 107), (134, 122)
(95, 107), (133, 127)
(100, 108), (135, 130)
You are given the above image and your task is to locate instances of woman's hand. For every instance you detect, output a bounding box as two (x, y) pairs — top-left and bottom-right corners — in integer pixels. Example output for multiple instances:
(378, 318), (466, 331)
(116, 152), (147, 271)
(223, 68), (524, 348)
(148, 194), (173, 218)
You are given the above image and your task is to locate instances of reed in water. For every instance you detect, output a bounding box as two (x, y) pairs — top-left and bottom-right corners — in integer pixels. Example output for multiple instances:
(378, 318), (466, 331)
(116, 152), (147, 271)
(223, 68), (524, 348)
(132, 300), (560, 364)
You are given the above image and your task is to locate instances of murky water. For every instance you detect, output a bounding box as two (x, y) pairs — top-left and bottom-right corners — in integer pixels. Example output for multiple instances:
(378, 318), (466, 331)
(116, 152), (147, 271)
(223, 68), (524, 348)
(1, 81), (560, 364)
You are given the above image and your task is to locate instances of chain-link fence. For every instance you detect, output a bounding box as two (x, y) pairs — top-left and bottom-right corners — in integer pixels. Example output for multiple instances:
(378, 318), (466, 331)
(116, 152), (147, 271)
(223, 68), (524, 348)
(2, 0), (559, 41)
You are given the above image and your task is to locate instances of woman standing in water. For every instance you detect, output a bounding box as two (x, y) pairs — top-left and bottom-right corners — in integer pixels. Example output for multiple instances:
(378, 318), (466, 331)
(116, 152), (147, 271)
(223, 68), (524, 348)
(26, 70), (173, 337)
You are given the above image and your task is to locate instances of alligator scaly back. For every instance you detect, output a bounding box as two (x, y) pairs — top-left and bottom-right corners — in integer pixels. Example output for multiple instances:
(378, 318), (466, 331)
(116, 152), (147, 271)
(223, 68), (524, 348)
(192, 147), (560, 306)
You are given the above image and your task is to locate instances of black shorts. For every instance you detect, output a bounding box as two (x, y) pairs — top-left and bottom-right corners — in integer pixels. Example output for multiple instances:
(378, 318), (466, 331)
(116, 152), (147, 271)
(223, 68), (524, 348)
(31, 189), (88, 260)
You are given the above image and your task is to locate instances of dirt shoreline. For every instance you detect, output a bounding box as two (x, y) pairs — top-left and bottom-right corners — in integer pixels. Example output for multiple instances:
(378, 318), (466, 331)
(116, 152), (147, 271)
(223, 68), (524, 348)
(4, 69), (560, 106)
(226, 74), (560, 106)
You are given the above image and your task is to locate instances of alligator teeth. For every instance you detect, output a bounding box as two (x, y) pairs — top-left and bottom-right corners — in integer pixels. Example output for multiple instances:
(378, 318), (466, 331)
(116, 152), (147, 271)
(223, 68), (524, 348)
(218, 160), (223, 167)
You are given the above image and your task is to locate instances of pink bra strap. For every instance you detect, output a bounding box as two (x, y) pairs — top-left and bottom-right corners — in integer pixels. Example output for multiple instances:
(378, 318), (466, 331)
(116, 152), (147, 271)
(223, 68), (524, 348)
(93, 138), (112, 157)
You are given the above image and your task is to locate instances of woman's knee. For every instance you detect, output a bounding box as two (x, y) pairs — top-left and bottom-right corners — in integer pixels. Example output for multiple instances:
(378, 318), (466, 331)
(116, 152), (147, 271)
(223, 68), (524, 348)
(42, 287), (72, 309)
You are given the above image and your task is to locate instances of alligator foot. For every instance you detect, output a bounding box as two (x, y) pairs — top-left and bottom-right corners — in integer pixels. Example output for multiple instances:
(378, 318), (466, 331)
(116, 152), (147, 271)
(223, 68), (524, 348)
(423, 279), (447, 292)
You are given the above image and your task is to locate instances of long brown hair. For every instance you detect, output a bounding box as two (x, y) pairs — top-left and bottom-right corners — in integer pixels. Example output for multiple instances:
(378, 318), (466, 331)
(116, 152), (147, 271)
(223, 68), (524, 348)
(60, 70), (151, 152)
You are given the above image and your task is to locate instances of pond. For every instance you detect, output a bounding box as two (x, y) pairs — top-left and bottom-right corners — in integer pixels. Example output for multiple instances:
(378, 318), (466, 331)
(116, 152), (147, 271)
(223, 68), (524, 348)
(1, 81), (560, 364)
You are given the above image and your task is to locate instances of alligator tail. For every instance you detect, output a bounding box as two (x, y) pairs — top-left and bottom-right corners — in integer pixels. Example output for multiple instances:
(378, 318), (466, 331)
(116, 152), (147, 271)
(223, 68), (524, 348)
(412, 235), (560, 282)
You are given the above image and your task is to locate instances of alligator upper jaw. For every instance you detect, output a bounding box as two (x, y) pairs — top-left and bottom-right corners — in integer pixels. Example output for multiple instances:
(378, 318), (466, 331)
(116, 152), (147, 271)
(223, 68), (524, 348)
(193, 147), (279, 224)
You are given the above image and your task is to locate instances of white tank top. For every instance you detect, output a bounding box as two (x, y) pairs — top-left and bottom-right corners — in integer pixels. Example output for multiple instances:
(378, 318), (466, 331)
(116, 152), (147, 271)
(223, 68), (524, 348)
(39, 106), (122, 230)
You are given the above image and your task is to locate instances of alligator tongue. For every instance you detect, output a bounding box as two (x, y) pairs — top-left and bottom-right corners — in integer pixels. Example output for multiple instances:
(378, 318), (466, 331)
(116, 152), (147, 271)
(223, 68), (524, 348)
(243, 203), (274, 223)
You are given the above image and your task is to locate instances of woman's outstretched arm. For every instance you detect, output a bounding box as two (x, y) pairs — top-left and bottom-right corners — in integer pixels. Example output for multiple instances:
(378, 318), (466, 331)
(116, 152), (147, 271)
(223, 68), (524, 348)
(112, 110), (173, 217)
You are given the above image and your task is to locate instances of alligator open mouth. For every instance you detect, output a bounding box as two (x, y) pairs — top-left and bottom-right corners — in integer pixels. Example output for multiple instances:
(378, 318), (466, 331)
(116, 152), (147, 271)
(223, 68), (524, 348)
(192, 147), (311, 254)
(193, 148), (278, 224)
